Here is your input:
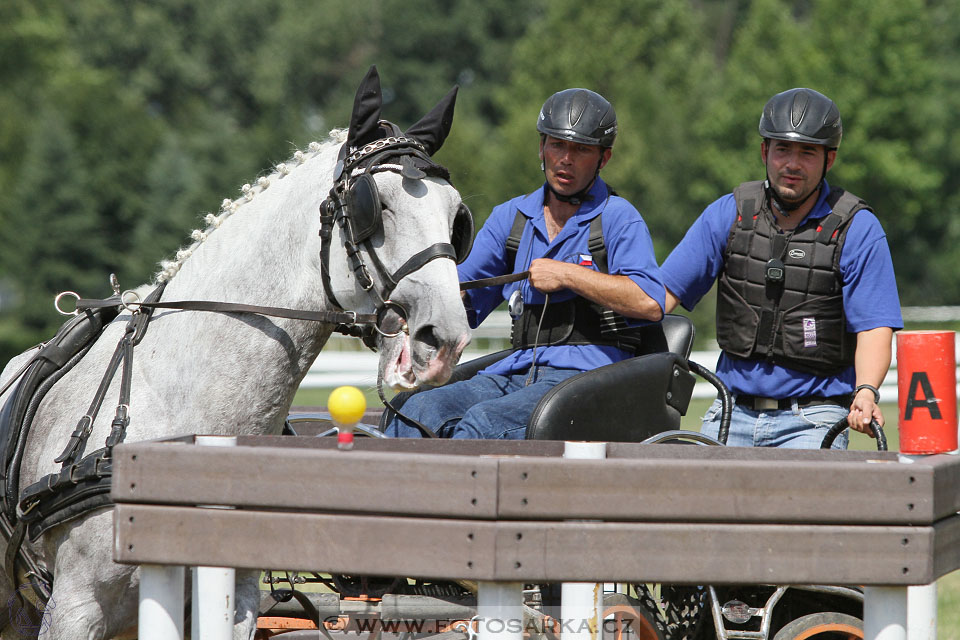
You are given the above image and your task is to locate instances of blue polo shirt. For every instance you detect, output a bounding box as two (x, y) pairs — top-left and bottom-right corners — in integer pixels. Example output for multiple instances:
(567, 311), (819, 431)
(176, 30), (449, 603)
(661, 181), (903, 398)
(459, 178), (665, 376)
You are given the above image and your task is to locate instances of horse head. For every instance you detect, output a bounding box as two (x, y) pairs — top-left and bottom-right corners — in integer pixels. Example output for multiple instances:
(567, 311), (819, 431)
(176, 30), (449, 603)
(321, 66), (472, 390)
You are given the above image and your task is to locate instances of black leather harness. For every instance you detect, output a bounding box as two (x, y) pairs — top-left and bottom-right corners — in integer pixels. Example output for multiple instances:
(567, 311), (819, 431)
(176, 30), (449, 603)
(0, 289), (135, 608)
(502, 201), (650, 354)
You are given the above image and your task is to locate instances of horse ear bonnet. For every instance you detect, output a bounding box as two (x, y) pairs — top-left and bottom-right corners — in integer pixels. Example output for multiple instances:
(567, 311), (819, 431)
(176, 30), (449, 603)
(347, 65), (385, 152)
(405, 85), (459, 156)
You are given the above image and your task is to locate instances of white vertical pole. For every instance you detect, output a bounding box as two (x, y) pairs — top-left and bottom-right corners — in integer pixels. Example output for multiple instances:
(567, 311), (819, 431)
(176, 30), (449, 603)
(140, 565), (185, 640)
(561, 441), (606, 640)
(863, 586), (907, 640)
(477, 581), (524, 640)
(896, 453), (939, 640)
(191, 435), (237, 640)
(908, 582), (937, 640)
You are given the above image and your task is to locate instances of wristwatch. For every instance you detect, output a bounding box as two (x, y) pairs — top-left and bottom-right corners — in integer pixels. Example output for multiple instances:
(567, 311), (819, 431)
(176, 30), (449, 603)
(855, 383), (881, 403)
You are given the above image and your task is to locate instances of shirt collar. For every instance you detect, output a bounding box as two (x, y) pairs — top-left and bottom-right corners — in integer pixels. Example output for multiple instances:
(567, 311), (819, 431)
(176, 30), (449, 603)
(799, 180), (834, 222)
(517, 177), (610, 220)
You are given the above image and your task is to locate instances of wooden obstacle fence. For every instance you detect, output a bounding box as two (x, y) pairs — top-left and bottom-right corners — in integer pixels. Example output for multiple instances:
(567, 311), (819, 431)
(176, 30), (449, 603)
(111, 435), (960, 638)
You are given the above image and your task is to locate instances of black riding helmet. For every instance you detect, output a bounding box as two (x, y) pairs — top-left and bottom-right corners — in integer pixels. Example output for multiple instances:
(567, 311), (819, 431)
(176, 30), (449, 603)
(537, 88), (618, 148)
(759, 88), (841, 213)
(537, 89), (616, 204)
(759, 88), (842, 150)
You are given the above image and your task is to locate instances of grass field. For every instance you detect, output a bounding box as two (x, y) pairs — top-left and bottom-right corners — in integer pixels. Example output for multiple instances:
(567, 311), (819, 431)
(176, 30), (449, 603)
(291, 388), (960, 635)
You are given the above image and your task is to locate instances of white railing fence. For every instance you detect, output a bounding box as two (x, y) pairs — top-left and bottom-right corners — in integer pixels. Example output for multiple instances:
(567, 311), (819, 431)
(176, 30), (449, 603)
(304, 309), (960, 403)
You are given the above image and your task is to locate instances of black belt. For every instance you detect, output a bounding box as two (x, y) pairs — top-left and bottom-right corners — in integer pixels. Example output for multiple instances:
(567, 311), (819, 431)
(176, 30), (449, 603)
(735, 394), (849, 411)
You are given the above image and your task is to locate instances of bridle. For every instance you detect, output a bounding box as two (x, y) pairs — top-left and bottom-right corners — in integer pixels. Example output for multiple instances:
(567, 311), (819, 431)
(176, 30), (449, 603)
(66, 122), (475, 350)
(318, 122), (474, 346)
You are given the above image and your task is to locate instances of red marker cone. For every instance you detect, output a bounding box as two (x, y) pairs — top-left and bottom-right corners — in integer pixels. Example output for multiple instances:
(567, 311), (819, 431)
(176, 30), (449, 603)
(897, 331), (958, 454)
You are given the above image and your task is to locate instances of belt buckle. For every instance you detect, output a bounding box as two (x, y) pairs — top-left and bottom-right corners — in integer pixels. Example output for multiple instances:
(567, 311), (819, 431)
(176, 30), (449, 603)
(755, 397), (779, 411)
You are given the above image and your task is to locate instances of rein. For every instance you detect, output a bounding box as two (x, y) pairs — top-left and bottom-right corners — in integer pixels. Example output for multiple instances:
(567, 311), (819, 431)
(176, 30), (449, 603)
(72, 268), (532, 320)
(458, 270), (529, 291)
(76, 296), (378, 327)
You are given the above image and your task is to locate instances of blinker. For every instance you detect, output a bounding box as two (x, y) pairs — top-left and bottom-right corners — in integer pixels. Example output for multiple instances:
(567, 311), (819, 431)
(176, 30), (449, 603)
(451, 204), (475, 264)
(346, 173), (382, 242)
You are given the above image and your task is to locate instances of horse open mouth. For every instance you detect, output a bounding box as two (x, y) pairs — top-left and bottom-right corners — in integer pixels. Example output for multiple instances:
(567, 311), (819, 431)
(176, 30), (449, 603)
(381, 330), (468, 391)
(387, 332), (418, 388)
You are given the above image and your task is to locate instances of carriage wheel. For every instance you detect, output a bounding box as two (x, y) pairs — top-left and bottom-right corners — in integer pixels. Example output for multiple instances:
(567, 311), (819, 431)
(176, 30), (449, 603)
(603, 603), (667, 640)
(772, 612), (863, 640)
(603, 589), (668, 640)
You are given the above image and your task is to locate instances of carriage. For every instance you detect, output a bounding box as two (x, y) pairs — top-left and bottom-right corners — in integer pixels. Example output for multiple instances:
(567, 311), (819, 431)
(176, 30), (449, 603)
(256, 312), (879, 640)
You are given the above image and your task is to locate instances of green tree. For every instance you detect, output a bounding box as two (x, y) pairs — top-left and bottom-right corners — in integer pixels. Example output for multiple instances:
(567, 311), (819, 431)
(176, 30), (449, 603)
(492, 0), (717, 252)
(3, 0), (959, 364)
(703, 0), (960, 305)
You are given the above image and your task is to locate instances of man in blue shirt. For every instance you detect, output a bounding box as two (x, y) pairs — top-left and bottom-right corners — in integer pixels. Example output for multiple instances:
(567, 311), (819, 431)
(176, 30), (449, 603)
(384, 88), (665, 439)
(661, 88), (902, 449)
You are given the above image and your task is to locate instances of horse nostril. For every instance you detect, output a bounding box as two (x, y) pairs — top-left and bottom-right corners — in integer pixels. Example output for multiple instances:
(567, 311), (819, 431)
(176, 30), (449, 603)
(411, 325), (440, 366)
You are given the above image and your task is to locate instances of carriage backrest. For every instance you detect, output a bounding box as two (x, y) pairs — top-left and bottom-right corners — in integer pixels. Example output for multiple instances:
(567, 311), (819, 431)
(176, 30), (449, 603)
(632, 314), (695, 359)
(524, 314), (696, 441)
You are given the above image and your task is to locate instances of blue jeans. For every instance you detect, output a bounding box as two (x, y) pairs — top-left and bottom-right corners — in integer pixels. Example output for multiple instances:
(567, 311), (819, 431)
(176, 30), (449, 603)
(700, 398), (850, 449)
(383, 367), (582, 439)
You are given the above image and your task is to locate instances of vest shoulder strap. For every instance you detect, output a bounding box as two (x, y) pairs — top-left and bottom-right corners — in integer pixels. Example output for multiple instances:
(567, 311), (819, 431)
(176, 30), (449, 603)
(504, 209), (527, 269)
(817, 187), (872, 243)
(732, 180), (766, 232)
(503, 209), (610, 275)
(588, 214), (607, 274)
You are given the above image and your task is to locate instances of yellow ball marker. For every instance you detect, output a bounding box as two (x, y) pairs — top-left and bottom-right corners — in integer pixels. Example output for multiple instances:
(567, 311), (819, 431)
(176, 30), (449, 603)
(328, 385), (366, 450)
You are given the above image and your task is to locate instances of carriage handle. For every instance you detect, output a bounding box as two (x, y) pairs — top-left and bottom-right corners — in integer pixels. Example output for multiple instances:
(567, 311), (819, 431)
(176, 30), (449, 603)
(821, 417), (887, 450)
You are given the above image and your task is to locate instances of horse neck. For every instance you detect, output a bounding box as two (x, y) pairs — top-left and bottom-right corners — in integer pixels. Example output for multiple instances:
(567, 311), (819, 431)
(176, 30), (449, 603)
(145, 153), (336, 429)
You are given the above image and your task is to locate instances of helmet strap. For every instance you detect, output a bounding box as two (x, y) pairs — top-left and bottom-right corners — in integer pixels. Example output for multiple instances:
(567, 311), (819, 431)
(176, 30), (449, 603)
(765, 176), (821, 216)
(542, 155), (604, 206)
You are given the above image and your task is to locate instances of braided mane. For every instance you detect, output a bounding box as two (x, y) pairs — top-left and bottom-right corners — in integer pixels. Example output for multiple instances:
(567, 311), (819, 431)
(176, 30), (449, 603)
(154, 128), (348, 283)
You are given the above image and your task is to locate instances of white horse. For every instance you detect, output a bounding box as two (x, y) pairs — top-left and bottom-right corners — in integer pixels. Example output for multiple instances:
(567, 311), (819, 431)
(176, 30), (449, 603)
(0, 66), (471, 639)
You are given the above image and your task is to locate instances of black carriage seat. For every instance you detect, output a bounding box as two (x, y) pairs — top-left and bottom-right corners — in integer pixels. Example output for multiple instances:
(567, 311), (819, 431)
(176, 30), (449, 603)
(525, 314), (696, 441)
(383, 314), (697, 442)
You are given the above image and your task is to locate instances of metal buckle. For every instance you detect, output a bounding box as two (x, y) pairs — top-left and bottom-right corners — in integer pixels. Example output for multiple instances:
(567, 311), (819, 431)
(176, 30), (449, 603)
(121, 289), (143, 313)
(374, 301), (409, 338)
(54, 291), (80, 316)
(754, 397), (780, 411)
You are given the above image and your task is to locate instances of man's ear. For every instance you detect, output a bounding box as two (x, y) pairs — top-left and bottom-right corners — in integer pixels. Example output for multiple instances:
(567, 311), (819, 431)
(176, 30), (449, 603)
(760, 140), (769, 166)
(825, 149), (837, 172)
(599, 148), (612, 171)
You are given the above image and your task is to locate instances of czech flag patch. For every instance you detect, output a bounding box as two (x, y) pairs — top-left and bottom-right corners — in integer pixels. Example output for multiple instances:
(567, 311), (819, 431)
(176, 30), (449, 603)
(578, 254), (593, 266)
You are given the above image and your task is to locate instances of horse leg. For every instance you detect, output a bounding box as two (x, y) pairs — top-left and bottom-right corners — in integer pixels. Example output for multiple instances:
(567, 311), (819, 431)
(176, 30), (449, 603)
(42, 513), (139, 640)
(233, 569), (260, 640)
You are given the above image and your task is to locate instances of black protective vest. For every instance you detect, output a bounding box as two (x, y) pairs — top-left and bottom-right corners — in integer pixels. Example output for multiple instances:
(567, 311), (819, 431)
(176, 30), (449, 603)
(504, 207), (647, 354)
(716, 180), (869, 375)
